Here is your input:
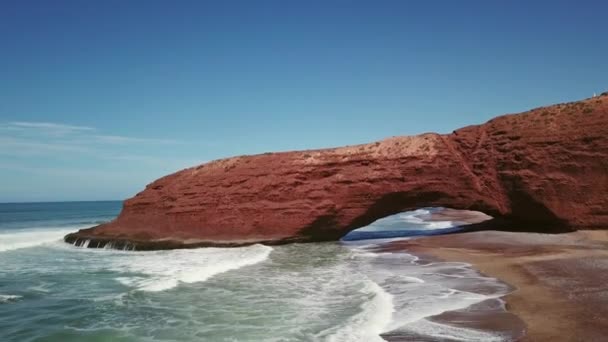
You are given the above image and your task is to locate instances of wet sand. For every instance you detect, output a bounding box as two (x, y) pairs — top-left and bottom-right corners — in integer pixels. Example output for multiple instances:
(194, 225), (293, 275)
(385, 230), (608, 341)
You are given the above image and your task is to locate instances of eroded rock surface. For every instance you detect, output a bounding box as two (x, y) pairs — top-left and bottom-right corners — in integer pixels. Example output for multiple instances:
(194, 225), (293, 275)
(66, 95), (608, 249)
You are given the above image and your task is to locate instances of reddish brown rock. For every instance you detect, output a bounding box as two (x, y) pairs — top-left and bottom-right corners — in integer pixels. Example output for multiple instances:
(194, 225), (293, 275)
(66, 95), (608, 249)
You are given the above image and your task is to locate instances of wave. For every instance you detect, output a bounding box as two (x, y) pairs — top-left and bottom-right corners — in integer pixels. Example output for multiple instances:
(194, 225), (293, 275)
(0, 294), (22, 304)
(325, 280), (394, 342)
(392, 208), (455, 230)
(343, 208), (461, 241)
(0, 228), (76, 253)
(338, 244), (513, 341)
(399, 318), (508, 342)
(111, 244), (273, 292)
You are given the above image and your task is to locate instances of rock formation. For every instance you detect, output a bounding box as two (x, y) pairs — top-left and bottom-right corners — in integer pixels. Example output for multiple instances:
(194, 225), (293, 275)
(66, 95), (608, 249)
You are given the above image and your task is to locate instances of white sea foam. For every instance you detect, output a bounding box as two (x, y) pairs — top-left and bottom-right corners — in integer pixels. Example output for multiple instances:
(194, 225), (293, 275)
(0, 203), (513, 341)
(343, 245), (512, 341)
(111, 244), (273, 292)
(340, 207), (510, 340)
(425, 220), (455, 229)
(0, 294), (22, 303)
(0, 228), (76, 253)
(27, 282), (52, 293)
(396, 209), (454, 230)
(325, 280), (394, 342)
(316, 243), (507, 342)
(400, 318), (508, 341)
(355, 208), (455, 233)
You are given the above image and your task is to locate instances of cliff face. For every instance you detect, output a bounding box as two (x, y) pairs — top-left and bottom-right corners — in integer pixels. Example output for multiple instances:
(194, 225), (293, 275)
(66, 95), (608, 249)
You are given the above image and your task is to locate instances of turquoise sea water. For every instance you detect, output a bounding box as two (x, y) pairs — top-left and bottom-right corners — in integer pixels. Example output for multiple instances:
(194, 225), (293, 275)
(0, 202), (515, 341)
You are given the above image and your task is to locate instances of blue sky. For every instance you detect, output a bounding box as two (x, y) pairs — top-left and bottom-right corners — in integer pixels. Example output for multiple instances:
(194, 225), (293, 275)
(1, 0), (606, 202)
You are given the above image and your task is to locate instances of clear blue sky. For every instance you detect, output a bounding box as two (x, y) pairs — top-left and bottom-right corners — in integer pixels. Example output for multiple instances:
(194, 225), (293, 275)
(1, 0), (606, 202)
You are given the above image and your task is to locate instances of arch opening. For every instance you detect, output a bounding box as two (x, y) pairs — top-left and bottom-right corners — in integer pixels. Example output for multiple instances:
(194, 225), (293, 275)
(341, 207), (493, 242)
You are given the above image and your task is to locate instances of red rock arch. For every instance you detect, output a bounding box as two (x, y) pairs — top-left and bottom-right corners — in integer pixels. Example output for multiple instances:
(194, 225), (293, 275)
(66, 96), (608, 249)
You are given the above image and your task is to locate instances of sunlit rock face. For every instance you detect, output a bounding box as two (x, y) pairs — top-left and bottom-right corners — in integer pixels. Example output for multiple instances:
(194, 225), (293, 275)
(65, 95), (608, 249)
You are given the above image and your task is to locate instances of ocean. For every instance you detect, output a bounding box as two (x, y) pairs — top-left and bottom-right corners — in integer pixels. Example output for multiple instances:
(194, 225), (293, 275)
(0, 201), (517, 341)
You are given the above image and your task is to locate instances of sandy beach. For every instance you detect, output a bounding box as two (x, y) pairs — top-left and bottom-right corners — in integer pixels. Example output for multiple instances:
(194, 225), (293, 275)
(384, 229), (608, 341)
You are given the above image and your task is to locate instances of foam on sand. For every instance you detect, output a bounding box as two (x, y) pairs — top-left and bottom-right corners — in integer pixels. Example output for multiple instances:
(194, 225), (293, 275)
(398, 318), (509, 342)
(342, 242), (514, 341)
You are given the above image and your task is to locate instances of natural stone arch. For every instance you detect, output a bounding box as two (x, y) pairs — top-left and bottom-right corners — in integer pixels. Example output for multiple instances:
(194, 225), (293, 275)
(65, 96), (608, 249)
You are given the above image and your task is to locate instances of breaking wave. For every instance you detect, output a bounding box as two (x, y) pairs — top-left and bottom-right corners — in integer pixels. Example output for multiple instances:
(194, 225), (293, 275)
(0, 294), (22, 304)
(111, 244), (273, 292)
(324, 280), (394, 342)
(0, 228), (76, 253)
(342, 208), (460, 241)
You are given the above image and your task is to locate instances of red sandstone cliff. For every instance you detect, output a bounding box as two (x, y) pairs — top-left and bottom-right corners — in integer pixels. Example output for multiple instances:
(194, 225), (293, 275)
(66, 95), (608, 249)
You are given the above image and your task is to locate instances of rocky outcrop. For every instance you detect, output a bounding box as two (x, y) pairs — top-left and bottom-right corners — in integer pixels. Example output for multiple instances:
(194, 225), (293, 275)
(66, 95), (608, 249)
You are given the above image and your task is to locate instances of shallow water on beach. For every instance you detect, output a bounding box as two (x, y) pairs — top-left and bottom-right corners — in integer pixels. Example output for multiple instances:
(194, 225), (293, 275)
(0, 202), (519, 341)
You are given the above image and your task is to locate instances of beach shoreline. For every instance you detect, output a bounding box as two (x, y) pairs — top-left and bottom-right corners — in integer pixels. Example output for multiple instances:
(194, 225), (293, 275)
(384, 230), (608, 341)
